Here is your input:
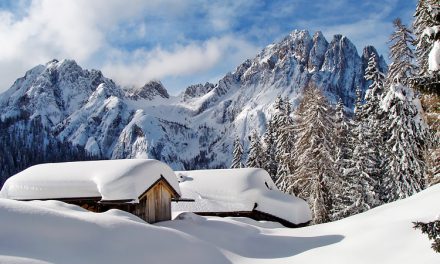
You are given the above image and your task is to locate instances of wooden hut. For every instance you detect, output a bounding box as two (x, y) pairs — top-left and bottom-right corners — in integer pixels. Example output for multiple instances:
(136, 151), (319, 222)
(172, 168), (312, 227)
(0, 159), (181, 224)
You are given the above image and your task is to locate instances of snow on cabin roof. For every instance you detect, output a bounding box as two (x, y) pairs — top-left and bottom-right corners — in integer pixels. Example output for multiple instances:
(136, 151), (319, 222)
(0, 159), (181, 201)
(172, 168), (312, 225)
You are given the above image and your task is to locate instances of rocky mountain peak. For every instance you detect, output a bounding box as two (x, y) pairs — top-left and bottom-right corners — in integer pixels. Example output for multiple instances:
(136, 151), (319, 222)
(362, 46), (388, 73)
(308, 31), (329, 71)
(128, 80), (169, 100)
(182, 82), (215, 101)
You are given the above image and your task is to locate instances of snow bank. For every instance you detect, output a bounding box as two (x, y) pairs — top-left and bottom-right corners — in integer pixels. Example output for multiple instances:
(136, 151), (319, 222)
(1, 182), (439, 263)
(164, 184), (440, 264)
(172, 168), (312, 225)
(0, 159), (180, 201)
(0, 199), (229, 264)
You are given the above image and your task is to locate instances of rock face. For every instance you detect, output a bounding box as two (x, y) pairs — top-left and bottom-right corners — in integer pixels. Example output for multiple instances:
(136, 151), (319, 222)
(127, 80), (170, 100)
(0, 30), (387, 170)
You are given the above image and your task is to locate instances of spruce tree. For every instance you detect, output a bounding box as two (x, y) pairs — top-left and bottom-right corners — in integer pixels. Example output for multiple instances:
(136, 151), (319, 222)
(411, 0), (440, 93)
(334, 99), (352, 166)
(413, 0), (435, 76)
(362, 53), (387, 200)
(262, 119), (278, 180)
(354, 86), (363, 120)
(381, 18), (428, 201)
(425, 131), (440, 186)
(274, 98), (296, 192)
(291, 84), (337, 224)
(246, 131), (264, 168)
(333, 97), (380, 220)
(231, 137), (244, 169)
(388, 18), (417, 84)
(413, 220), (440, 253)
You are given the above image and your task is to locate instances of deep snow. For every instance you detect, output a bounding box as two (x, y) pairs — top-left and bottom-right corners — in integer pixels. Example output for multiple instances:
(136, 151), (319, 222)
(0, 159), (180, 201)
(173, 168), (311, 225)
(1, 184), (439, 264)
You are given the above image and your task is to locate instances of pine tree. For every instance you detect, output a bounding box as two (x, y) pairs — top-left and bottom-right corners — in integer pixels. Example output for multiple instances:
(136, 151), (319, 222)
(413, 0), (435, 75)
(246, 131), (264, 168)
(354, 86), (363, 120)
(362, 53), (387, 202)
(291, 84), (337, 224)
(262, 119), (278, 179)
(413, 220), (440, 253)
(388, 18), (417, 84)
(231, 137), (244, 169)
(274, 98), (296, 192)
(382, 83), (426, 200)
(334, 99), (352, 165)
(381, 18), (428, 201)
(332, 98), (380, 220)
(364, 53), (386, 103)
(425, 130), (440, 186)
(411, 0), (440, 93)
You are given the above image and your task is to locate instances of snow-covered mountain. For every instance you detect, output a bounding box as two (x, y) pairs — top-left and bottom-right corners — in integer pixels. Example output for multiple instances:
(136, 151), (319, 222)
(0, 30), (387, 170)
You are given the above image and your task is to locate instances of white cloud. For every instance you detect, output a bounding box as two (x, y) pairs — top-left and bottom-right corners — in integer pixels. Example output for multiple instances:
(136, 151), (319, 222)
(0, 0), (259, 93)
(102, 36), (259, 87)
(0, 0), (188, 91)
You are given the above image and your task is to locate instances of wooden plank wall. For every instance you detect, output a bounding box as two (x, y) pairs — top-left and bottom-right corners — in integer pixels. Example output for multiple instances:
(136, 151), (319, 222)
(142, 180), (173, 223)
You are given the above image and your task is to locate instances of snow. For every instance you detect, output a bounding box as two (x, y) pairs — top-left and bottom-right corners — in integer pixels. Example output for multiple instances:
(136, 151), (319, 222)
(172, 168), (312, 225)
(421, 26), (440, 72)
(0, 199), (229, 264)
(428, 40), (440, 72)
(1, 184), (439, 264)
(0, 159), (180, 201)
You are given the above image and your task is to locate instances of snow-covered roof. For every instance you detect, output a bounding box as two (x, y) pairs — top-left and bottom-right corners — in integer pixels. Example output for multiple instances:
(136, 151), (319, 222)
(0, 159), (181, 201)
(172, 168), (311, 225)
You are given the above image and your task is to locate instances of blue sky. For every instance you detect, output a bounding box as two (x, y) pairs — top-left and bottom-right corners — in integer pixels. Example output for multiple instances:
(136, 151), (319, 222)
(0, 0), (417, 94)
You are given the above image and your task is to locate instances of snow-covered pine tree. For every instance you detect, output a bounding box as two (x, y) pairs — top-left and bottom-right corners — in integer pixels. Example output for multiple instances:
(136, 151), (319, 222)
(413, 220), (440, 253)
(425, 130), (440, 186)
(354, 86), (363, 120)
(230, 137), (244, 169)
(331, 98), (354, 220)
(388, 18), (417, 84)
(334, 99), (353, 166)
(262, 115), (278, 180)
(291, 84), (337, 224)
(274, 98), (296, 192)
(246, 131), (264, 168)
(413, 0), (435, 76)
(411, 0), (440, 93)
(364, 53), (386, 103)
(381, 18), (428, 201)
(362, 53), (387, 202)
(332, 94), (380, 220)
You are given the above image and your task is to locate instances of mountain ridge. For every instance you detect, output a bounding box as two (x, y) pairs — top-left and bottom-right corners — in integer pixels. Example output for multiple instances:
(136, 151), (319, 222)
(0, 29), (387, 171)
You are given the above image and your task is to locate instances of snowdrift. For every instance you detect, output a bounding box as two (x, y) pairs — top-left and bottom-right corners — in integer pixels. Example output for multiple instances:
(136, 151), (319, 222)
(0, 199), (228, 264)
(1, 184), (439, 263)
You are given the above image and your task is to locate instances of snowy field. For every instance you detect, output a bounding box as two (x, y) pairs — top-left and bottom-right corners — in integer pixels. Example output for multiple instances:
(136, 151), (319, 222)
(1, 184), (439, 264)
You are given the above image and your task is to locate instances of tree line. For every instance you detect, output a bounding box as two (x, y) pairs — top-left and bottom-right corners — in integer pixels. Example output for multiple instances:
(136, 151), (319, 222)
(0, 115), (102, 187)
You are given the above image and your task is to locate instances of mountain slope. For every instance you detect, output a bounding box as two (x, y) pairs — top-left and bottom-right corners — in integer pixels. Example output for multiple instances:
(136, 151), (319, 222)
(0, 30), (387, 171)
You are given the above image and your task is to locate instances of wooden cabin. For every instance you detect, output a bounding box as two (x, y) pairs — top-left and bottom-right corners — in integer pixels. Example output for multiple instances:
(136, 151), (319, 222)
(0, 159), (181, 224)
(172, 168), (312, 227)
